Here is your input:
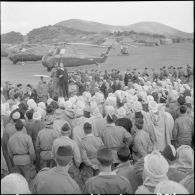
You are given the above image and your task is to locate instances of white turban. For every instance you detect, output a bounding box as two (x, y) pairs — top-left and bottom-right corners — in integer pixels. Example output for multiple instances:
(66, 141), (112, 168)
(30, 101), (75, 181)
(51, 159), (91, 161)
(147, 95), (154, 102)
(104, 105), (115, 116)
(76, 100), (85, 110)
(58, 97), (66, 108)
(180, 86), (185, 94)
(69, 96), (78, 105)
(1, 103), (11, 116)
(28, 102), (38, 111)
(133, 101), (142, 112)
(12, 112), (20, 120)
(64, 100), (73, 110)
(148, 100), (158, 113)
(128, 89), (135, 96)
(138, 91), (147, 102)
(93, 92), (104, 105)
(74, 108), (83, 117)
(47, 98), (53, 106)
(11, 104), (19, 112)
(1, 173), (31, 194)
(90, 101), (101, 117)
(185, 96), (193, 104)
(27, 99), (35, 107)
(154, 180), (189, 194)
(37, 107), (46, 119)
(123, 102), (134, 115)
(183, 84), (190, 91)
(175, 145), (194, 173)
(143, 150), (168, 187)
(83, 92), (91, 103)
(105, 96), (117, 107)
(38, 102), (46, 110)
(116, 107), (127, 118)
(33, 111), (42, 121)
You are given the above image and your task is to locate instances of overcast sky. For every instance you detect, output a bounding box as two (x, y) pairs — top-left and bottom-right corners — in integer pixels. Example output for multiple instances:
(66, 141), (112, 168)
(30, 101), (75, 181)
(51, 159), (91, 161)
(1, 1), (194, 35)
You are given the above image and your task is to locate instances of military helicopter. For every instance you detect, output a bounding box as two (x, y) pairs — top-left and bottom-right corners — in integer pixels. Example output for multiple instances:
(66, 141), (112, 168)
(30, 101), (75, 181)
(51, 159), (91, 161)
(118, 42), (137, 56)
(8, 44), (51, 64)
(42, 42), (113, 71)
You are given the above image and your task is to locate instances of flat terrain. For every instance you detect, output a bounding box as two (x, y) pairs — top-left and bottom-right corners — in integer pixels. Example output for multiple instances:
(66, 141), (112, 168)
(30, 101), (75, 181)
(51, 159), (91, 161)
(1, 42), (193, 86)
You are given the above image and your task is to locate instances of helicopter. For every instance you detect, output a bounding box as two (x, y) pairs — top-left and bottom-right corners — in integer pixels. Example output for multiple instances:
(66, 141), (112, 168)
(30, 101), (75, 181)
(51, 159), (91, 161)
(118, 41), (137, 56)
(100, 37), (137, 56)
(42, 42), (113, 71)
(8, 44), (51, 64)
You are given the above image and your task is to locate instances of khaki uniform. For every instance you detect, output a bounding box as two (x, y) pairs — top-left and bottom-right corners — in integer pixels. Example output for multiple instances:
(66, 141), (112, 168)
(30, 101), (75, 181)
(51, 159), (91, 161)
(80, 134), (104, 183)
(7, 131), (36, 183)
(2, 122), (27, 173)
(114, 161), (138, 193)
(32, 167), (81, 194)
(101, 124), (133, 163)
(36, 126), (59, 169)
(52, 136), (83, 189)
(83, 172), (132, 194)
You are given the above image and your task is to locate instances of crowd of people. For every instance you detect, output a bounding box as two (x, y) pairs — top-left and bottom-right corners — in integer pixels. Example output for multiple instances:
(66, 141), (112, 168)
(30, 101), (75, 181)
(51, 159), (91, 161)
(1, 63), (194, 194)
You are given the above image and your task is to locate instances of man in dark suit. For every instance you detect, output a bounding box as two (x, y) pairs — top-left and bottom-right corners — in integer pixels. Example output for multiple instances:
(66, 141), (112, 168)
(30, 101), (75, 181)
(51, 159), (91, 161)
(56, 63), (69, 98)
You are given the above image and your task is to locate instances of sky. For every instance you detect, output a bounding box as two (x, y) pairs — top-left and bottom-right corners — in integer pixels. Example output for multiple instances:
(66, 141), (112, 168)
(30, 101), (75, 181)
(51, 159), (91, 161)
(1, 1), (194, 35)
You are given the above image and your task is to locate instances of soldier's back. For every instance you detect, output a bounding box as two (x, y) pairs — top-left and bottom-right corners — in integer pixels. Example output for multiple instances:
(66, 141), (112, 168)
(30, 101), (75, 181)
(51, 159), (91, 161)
(33, 167), (81, 194)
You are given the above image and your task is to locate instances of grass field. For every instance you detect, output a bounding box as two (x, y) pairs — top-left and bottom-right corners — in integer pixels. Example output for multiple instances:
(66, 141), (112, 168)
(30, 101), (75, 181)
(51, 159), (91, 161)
(1, 42), (193, 86)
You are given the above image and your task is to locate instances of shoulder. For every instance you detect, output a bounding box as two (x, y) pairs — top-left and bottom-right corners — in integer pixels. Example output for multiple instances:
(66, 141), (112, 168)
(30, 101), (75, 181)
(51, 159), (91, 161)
(39, 167), (50, 173)
(135, 185), (151, 194)
(85, 175), (99, 185)
(117, 174), (130, 184)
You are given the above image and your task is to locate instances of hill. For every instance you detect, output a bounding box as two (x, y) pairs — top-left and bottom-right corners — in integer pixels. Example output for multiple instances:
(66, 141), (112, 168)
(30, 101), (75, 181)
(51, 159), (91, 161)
(55, 19), (124, 33)
(27, 25), (95, 44)
(1, 31), (24, 44)
(55, 19), (193, 38)
(126, 22), (193, 39)
(1, 19), (193, 45)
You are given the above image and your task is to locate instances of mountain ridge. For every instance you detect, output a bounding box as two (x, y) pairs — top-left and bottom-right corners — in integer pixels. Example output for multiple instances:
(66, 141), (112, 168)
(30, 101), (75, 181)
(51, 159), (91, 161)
(55, 19), (193, 38)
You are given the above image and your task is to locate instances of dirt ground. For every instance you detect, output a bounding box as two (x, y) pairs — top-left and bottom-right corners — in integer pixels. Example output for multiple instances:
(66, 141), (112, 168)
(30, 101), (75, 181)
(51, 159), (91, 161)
(1, 42), (193, 86)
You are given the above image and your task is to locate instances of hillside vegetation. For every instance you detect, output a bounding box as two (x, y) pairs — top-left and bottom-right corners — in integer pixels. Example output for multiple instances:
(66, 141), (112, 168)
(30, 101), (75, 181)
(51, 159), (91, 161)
(1, 31), (24, 44)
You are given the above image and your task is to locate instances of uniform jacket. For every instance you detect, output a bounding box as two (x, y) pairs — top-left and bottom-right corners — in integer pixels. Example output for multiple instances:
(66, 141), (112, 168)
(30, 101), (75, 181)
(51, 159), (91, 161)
(114, 161), (138, 193)
(173, 114), (194, 148)
(32, 166), (81, 194)
(7, 131), (35, 165)
(52, 136), (81, 167)
(80, 134), (104, 166)
(36, 126), (59, 160)
(83, 172), (132, 194)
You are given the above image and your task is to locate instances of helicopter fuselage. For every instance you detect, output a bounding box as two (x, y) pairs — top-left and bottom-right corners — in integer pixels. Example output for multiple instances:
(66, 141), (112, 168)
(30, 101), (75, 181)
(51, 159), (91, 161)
(42, 54), (108, 71)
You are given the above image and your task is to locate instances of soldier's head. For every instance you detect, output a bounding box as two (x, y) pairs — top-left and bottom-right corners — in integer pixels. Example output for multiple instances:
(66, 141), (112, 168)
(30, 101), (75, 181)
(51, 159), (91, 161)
(180, 105), (187, 114)
(55, 146), (73, 167)
(61, 122), (71, 137)
(26, 84), (32, 92)
(17, 83), (22, 89)
(15, 119), (24, 131)
(83, 122), (92, 135)
(25, 109), (34, 120)
(117, 145), (131, 163)
(97, 147), (113, 168)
